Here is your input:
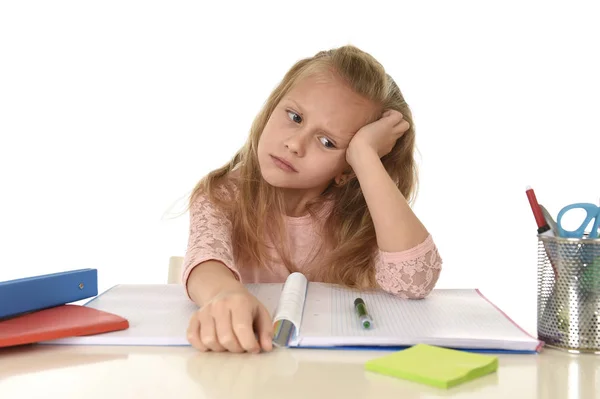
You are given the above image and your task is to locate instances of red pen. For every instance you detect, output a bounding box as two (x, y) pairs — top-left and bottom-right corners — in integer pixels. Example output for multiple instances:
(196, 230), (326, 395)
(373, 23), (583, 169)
(525, 186), (551, 234)
(526, 186), (559, 279)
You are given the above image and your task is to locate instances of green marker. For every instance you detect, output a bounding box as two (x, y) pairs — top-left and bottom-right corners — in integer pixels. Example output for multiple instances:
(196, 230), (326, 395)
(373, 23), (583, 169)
(582, 256), (600, 293)
(354, 297), (373, 329)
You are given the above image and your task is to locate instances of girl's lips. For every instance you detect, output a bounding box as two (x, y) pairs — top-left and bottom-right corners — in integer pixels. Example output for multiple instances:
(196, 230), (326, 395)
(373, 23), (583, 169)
(270, 155), (298, 172)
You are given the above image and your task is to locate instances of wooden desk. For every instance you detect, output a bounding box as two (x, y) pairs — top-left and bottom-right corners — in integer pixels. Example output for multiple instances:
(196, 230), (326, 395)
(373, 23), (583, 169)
(0, 344), (598, 398)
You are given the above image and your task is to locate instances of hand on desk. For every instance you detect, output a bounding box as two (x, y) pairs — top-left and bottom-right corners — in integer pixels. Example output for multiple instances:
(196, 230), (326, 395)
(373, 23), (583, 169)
(186, 287), (274, 353)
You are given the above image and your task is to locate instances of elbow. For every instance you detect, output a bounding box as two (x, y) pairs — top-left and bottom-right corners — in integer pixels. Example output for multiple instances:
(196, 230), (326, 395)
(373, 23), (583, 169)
(391, 284), (435, 300)
(376, 258), (442, 299)
(404, 289), (432, 300)
(403, 283), (436, 300)
(408, 265), (442, 299)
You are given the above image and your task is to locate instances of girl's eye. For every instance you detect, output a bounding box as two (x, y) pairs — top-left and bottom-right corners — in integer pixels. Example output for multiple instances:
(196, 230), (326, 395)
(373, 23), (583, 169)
(319, 137), (336, 149)
(287, 111), (302, 124)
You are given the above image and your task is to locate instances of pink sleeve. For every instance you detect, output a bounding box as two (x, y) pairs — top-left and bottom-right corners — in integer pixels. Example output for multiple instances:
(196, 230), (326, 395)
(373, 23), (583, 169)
(374, 234), (442, 299)
(181, 190), (241, 292)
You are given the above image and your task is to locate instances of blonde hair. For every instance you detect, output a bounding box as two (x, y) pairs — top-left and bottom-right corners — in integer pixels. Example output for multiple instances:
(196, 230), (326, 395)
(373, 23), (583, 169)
(191, 45), (418, 289)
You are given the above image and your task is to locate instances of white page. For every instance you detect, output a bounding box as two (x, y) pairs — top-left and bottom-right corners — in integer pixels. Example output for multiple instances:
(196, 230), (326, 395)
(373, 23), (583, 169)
(40, 284), (197, 346)
(41, 283), (285, 346)
(295, 284), (541, 351)
(39, 282), (540, 351)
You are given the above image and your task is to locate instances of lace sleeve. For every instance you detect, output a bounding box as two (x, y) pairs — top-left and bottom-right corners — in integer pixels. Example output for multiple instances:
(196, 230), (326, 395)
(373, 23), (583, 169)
(374, 234), (442, 299)
(181, 189), (240, 288)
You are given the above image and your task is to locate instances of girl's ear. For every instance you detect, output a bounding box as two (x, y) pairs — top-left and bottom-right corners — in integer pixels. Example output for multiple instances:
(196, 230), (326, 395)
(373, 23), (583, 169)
(334, 175), (346, 186)
(334, 170), (355, 187)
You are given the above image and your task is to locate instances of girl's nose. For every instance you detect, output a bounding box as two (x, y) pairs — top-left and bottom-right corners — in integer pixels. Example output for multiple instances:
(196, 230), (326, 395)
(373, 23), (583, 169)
(283, 134), (306, 157)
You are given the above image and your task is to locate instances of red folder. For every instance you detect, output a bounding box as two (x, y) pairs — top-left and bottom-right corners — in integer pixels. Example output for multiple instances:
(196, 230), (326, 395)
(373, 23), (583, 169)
(0, 304), (129, 348)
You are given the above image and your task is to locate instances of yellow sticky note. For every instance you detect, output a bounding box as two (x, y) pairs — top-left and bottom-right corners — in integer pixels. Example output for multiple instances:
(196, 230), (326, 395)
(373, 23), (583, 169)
(364, 344), (498, 389)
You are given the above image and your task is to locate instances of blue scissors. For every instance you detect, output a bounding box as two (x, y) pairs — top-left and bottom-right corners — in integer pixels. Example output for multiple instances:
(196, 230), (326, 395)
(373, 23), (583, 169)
(556, 203), (600, 239)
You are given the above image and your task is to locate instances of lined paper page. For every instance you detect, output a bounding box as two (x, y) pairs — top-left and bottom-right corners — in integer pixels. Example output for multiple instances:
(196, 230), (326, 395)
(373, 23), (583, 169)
(39, 282), (540, 351)
(42, 283), (285, 346)
(296, 284), (540, 351)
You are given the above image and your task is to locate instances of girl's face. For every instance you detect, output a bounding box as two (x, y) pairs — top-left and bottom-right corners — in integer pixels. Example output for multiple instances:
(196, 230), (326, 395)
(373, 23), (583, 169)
(257, 74), (379, 195)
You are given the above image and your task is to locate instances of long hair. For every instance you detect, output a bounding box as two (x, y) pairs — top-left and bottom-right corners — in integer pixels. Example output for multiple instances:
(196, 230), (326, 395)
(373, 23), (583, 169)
(190, 45), (418, 289)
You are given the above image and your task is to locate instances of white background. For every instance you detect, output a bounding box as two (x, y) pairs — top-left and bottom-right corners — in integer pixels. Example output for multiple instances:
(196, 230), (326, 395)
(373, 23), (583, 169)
(1, 0), (598, 335)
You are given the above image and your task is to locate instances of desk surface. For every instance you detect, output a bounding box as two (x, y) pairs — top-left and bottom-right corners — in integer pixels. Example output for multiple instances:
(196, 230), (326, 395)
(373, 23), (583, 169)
(0, 344), (598, 399)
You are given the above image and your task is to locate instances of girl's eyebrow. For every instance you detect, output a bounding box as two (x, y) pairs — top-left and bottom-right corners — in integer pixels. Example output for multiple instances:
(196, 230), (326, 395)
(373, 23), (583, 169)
(285, 98), (347, 142)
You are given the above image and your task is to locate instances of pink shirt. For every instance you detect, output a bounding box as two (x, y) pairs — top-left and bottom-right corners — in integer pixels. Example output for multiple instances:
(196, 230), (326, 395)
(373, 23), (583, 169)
(182, 189), (443, 299)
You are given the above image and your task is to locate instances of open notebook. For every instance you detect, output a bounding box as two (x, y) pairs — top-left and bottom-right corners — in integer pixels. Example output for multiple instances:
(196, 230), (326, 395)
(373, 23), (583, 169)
(42, 272), (543, 353)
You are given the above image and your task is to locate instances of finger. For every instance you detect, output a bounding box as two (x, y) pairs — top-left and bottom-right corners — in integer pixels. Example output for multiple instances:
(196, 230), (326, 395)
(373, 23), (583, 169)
(255, 306), (274, 352)
(390, 111), (404, 126)
(214, 307), (245, 353)
(199, 311), (226, 352)
(395, 120), (410, 136)
(187, 312), (208, 351)
(231, 306), (261, 353)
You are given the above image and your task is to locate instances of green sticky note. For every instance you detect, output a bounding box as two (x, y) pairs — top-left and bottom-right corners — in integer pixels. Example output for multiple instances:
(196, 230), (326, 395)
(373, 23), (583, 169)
(364, 344), (498, 389)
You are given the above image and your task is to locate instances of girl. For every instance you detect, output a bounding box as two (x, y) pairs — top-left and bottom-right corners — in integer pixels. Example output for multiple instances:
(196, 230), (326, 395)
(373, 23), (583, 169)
(183, 45), (443, 353)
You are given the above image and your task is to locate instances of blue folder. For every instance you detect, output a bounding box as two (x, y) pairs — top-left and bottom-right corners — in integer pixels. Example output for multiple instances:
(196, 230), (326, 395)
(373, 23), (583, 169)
(0, 268), (98, 319)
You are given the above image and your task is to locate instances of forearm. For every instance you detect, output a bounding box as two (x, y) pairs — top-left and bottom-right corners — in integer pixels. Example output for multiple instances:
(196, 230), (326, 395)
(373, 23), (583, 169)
(351, 148), (429, 252)
(186, 260), (245, 307)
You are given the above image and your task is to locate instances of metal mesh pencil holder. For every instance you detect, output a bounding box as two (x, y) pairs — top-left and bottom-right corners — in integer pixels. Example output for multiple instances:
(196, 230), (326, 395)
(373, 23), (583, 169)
(537, 234), (600, 353)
